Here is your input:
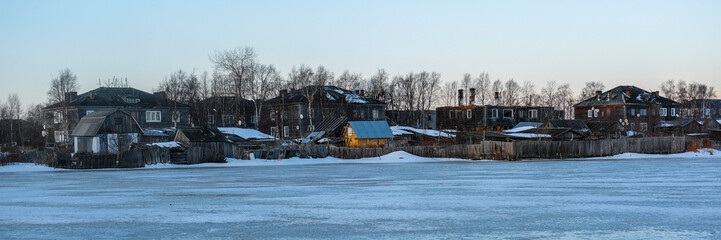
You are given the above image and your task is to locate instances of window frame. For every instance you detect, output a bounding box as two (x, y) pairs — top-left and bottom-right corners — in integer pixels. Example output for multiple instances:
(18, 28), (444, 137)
(146, 111), (161, 123)
(659, 107), (667, 117)
(530, 109), (538, 118)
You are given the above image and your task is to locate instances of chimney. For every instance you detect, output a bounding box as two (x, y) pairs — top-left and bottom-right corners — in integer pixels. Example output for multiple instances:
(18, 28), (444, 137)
(458, 89), (464, 106)
(360, 89), (365, 97)
(493, 91), (499, 106)
(355, 90), (360, 94)
(596, 90), (602, 101)
(64, 91), (77, 102)
(469, 88), (476, 106)
(153, 91), (167, 100)
(626, 91), (631, 97)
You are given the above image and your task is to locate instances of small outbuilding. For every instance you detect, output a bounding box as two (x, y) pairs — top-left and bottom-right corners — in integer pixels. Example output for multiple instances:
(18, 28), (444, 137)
(71, 110), (143, 154)
(174, 126), (236, 162)
(344, 121), (394, 148)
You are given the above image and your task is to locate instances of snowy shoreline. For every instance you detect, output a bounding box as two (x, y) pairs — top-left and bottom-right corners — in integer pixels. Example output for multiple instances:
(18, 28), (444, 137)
(1, 149), (719, 173)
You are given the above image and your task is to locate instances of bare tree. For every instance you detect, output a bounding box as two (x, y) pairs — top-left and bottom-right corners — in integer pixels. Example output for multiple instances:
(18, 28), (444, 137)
(541, 80), (558, 108)
(334, 70), (362, 90)
(47, 68), (79, 145)
(367, 69), (389, 102)
(210, 47), (257, 124)
(677, 80), (689, 103)
(474, 72), (490, 105)
(579, 81), (606, 100)
(461, 73), (472, 95)
(492, 79), (503, 104)
(521, 81), (537, 106)
(6, 94), (21, 145)
(442, 80), (458, 106)
(502, 79), (520, 106)
(25, 103), (44, 127)
(660, 79), (677, 101)
(556, 84), (574, 119)
(249, 64), (281, 129)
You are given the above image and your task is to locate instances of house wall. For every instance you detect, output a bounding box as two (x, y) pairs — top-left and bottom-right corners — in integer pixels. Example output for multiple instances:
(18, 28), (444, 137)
(343, 126), (389, 148)
(575, 104), (680, 133)
(261, 102), (387, 139)
(437, 105), (554, 131)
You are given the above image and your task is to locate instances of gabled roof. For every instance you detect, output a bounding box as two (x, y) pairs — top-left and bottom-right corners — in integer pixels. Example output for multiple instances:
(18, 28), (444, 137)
(265, 86), (385, 105)
(175, 127), (227, 142)
(71, 110), (142, 137)
(45, 87), (188, 109)
(348, 121), (394, 139)
(574, 85), (679, 108)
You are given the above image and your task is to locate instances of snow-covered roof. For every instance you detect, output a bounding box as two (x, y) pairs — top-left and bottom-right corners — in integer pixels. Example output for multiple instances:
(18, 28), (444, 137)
(150, 142), (181, 148)
(503, 126), (537, 133)
(218, 127), (276, 140)
(503, 133), (551, 138)
(391, 126), (455, 138)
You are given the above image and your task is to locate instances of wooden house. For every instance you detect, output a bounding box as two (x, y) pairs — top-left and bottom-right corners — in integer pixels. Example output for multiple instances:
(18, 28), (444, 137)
(657, 119), (703, 135)
(174, 126), (236, 162)
(681, 99), (721, 120)
(343, 121), (394, 148)
(701, 118), (721, 133)
(436, 91), (556, 132)
(71, 110), (143, 154)
(260, 86), (386, 139)
(574, 85), (679, 134)
(195, 96), (256, 128)
(43, 87), (189, 145)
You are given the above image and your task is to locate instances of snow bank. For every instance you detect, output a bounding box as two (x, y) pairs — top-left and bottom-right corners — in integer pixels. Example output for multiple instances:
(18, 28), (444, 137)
(0, 163), (63, 173)
(580, 148), (721, 160)
(145, 151), (473, 169)
(502, 126), (536, 133)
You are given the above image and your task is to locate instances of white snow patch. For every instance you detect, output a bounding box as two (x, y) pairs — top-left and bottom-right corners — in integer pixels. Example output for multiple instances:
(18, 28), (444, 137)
(580, 148), (721, 160)
(504, 133), (551, 138)
(325, 92), (336, 101)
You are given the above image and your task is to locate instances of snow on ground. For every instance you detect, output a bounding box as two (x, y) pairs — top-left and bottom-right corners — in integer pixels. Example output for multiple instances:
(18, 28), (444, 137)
(581, 148), (721, 160)
(218, 127), (275, 140)
(0, 163), (67, 173)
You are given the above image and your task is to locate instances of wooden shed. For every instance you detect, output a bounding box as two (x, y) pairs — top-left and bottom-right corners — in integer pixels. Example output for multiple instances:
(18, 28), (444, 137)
(343, 121), (394, 148)
(71, 110), (143, 154)
(174, 127), (237, 162)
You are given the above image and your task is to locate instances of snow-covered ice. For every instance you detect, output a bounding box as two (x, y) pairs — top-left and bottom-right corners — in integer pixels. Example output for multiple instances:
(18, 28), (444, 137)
(1, 150), (720, 239)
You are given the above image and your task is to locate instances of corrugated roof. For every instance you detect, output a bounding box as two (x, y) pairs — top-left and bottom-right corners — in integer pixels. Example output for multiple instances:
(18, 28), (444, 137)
(44, 87), (188, 109)
(348, 121), (394, 139)
(71, 110), (119, 137)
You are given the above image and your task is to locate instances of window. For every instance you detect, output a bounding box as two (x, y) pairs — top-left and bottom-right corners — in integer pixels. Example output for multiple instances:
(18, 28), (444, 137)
(640, 109), (647, 116)
(270, 126), (278, 137)
(86, 110), (95, 116)
(503, 109), (513, 118)
(54, 131), (66, 143)
(466, 109), (472, 119)
(172, 111), (181, 123)
(705, 109), (711, 116)
(372, 110), (379, 119)
(208, 115), (215, 125)
(594, 109), (599, 118)
(492, 109), (499, 118)
(54, 111), (63, 124)
(588, 110), (593, 118)
(347, 127), (354, 137)
(640, 122), (648, 132)
(630, 108), (635, 116)
(222, 115), (234, 126)
(308, 125), (315, 132)
(530, 109), (538, 118)
(251, 115), (257, 124)
(146, 111), (161, 122)
(671, 108), (676, 117)
(283, 126), (289, 137)
(660, 108), (667, 117)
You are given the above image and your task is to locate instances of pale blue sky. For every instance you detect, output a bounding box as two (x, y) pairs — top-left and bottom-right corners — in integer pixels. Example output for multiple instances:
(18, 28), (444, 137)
(1, 0), (720, 105)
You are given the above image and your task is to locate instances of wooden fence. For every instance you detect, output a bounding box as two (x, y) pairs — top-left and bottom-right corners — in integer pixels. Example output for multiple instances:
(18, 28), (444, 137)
(282, 136), (686, 160)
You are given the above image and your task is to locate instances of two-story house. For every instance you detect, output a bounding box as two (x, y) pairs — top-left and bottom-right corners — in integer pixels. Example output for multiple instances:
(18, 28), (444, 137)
(42, 87), (190, 145)
(573, 85), (679, 133)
